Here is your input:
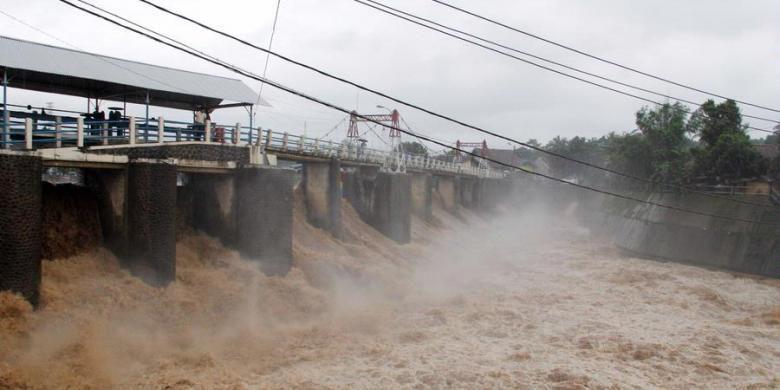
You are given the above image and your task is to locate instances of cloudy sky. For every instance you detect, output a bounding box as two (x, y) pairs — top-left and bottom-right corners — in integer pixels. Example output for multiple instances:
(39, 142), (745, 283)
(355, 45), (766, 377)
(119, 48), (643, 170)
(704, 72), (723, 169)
(2, 0), (778, 151)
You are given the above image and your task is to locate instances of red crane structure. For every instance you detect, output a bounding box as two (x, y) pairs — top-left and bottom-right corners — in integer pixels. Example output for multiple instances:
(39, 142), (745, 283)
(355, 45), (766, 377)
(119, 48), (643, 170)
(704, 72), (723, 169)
(454, 139), (491, 172)
(346, 109), (401, 139)
(346, 108), (405, 173)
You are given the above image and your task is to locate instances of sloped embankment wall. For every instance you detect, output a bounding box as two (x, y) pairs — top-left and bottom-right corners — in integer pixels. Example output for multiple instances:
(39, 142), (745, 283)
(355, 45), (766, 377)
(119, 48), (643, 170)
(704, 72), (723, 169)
(577, 191), (780, 277)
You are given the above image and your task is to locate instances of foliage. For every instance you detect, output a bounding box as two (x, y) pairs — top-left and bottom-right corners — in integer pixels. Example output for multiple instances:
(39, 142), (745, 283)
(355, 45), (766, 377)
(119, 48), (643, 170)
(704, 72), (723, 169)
(631, 102), (693, 184)
(398, 141), (428, 157)
(542, 100), (768, 185)
(692, 132), (767, 182)
(688, 99), (767, 182)
(544, 136), (607, 180)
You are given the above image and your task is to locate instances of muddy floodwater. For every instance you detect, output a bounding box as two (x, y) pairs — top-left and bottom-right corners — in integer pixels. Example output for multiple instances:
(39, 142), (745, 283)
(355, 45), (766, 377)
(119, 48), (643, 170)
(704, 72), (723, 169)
(1, 198), (779, 389)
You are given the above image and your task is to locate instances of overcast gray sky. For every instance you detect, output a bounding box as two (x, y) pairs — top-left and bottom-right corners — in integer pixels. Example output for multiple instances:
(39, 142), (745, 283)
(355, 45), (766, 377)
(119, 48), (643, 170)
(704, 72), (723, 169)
(2, 0), (779, 151)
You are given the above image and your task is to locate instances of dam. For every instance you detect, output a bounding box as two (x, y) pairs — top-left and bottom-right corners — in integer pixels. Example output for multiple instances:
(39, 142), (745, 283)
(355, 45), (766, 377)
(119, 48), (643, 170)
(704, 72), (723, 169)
(1, 35), (779, 389)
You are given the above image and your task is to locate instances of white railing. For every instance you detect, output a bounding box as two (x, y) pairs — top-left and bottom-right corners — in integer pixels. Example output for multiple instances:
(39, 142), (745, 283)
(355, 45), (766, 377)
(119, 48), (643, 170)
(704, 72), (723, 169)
(0, 117), (502, 178)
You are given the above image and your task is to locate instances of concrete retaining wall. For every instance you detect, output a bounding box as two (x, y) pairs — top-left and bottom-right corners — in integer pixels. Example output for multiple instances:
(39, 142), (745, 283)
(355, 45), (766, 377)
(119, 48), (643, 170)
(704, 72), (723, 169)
(578, 190), (780, 277)
(0, 155), (42, 305)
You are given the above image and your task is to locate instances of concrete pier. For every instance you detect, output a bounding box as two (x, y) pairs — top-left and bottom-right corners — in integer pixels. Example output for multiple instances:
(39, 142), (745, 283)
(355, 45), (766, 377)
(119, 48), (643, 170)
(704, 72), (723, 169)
(0, 139), (503, 306)
(236, 167), (295, 276)
(0, 154), (42, 305)
(411, 173), (433, 222)
(373, 173), (412, 244)
(126, 162), (177, 286)
(303, 159), (342, 238)
(92, 169), (128, 255)
(435, 175), (459, 213)
(459, 178), (476, 208)
(187, 174), (237, 245)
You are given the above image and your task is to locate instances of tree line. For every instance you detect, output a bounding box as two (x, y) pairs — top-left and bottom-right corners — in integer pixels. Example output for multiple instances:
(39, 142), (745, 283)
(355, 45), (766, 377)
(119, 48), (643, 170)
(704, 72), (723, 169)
(541, 99), (778, 185)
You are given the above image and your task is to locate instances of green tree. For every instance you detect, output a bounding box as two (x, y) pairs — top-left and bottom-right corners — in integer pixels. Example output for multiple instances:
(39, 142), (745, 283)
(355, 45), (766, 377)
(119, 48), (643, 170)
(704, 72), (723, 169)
(632, 102), (693, 183)
(688, 99), (767, 182)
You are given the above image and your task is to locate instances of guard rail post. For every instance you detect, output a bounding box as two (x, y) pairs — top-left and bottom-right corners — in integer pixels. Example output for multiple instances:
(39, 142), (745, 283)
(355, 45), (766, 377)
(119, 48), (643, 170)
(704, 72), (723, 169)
(129, 117), (137, 145)
(76, 117), (84, 148)
(55, 116), (62, 148)
(157, 117), (164, 144)
(24, 118), (33, 150)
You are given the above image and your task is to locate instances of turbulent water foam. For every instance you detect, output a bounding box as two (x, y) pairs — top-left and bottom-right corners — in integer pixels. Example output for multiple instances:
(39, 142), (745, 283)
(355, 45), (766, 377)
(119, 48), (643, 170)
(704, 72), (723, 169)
(1, 194), (779, 389)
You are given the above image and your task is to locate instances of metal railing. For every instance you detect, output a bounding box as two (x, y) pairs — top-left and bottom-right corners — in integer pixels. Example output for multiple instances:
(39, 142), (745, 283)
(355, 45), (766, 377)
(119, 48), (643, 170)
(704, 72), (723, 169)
(0, 117), (501, 178)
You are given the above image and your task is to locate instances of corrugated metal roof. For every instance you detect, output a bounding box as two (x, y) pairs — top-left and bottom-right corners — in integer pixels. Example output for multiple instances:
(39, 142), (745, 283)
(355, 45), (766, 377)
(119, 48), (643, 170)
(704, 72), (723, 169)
(0, 35), (265, 109)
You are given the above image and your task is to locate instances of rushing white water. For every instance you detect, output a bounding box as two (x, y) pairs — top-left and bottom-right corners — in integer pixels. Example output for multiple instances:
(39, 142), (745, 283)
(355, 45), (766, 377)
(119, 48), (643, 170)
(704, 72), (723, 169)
(1, 196), (779, 389)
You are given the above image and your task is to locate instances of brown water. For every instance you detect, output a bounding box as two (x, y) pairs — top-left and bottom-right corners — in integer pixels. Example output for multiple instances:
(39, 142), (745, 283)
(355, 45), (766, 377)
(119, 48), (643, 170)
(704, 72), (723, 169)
(1, 199), (779, 389)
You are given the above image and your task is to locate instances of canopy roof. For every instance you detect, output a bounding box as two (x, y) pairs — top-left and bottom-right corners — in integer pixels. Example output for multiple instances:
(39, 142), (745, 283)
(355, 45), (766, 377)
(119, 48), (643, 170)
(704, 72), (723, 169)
(0, 35), (265, 110)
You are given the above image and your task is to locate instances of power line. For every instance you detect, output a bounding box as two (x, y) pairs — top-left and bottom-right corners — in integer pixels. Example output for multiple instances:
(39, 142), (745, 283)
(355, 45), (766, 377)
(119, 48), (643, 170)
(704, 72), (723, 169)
(358, 0), (779, 126)
(316, 116), (347, 140)
(105, 0), (777, 208)
(56, 0), (775, 225)
(255, 0), (282, 108)
(353, 0), (776, 134)
(133, 0), (779, 207)
(0, 8), (189, 95)
(430, 0), (780, 115)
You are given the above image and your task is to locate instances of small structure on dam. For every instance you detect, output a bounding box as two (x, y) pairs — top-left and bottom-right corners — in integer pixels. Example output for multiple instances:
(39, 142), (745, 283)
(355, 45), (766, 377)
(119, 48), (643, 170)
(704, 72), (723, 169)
(0, 36), (506, 306)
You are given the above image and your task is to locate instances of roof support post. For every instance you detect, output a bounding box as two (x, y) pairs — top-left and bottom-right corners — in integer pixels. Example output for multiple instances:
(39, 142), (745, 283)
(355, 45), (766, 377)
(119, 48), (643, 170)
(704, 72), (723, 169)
(129, 117), (136, 145)
(234, 122), (240, 145)
(248, 105), (253, 143)
(2, 70), (8, 149)
(204, 120), (212, 143)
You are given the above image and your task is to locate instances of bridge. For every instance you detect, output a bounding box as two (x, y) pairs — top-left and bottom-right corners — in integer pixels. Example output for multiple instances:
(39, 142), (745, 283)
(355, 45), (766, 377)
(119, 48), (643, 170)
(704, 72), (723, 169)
(0, 36), (509, 306)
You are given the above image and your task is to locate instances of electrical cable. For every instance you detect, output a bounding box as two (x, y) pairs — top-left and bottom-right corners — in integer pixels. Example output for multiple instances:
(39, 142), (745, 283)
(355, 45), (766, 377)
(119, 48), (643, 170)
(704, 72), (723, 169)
(317, 116), (348, 140)
(69, 0), (777, 210)
(359, 0), (779, 126)
(132, 0), (778, 208)
(353, 0), (776, 134)
(431, 0), (780, 112)
(57, 0), (777, 224)
(430, 0), (780, 115)
(255, 0), (282, 108)
(0, 8), (189, 95)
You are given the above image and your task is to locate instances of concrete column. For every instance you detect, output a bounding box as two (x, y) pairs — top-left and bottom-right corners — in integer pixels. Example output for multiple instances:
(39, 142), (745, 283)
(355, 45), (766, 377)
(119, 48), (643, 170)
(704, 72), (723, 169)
(235, 167), (295, 276)
(343, 166), (378, 221)
(302, 159), (342, 238)
(459, 177), (476, 208)
(411, 173), (433, 222)
(187, 174), (236, 246)
(0, 154), (42, 306)
(372, 172), (412, 244)
(126, 162), (177, 286)
(92, 169), (128, 256)
(436, 175), (458, 213)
